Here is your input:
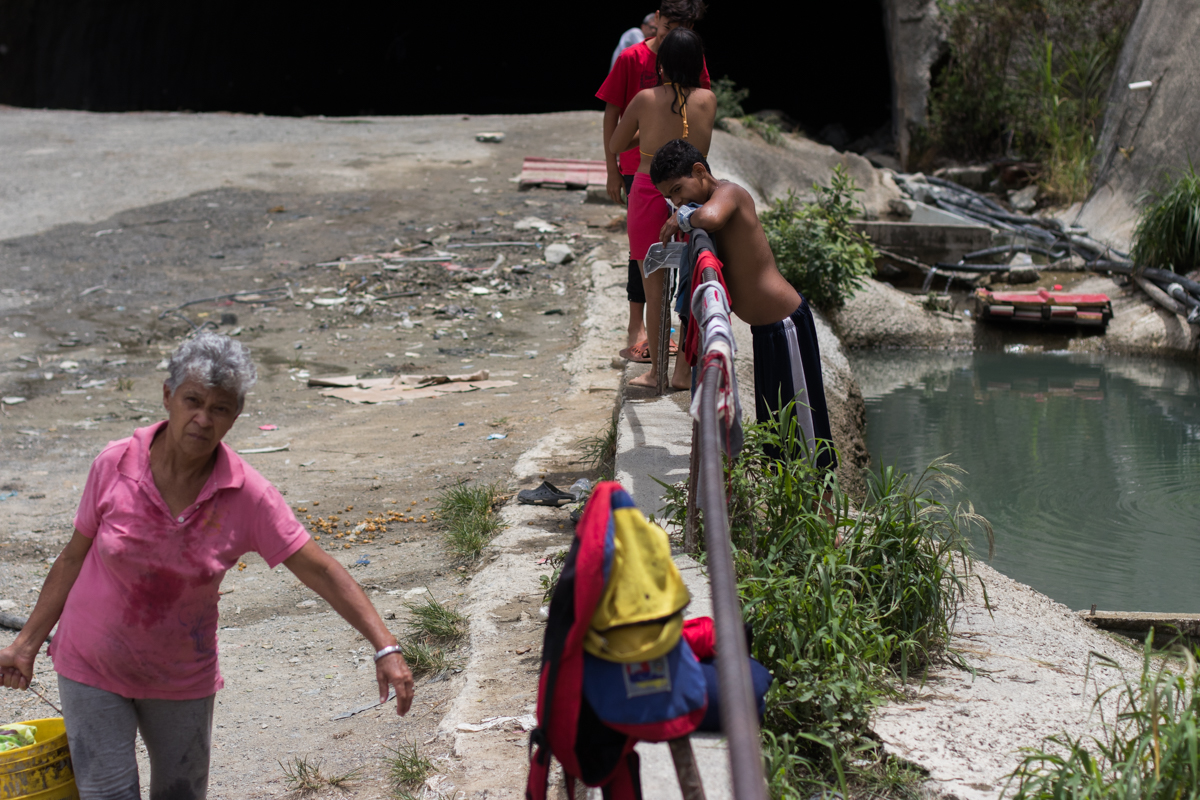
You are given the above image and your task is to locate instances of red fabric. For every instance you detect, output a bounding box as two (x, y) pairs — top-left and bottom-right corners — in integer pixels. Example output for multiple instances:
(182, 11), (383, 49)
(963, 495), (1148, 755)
(596, 40), (711, 175)
(683, 250), (728, 366)
(682, 617), (716, 660)
(627, 172), (671, 262)
(607, 706), (708, 742)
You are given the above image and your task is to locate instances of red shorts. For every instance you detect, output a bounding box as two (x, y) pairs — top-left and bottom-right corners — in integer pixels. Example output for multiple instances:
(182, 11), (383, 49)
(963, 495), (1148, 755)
(627, 171), (670, 262)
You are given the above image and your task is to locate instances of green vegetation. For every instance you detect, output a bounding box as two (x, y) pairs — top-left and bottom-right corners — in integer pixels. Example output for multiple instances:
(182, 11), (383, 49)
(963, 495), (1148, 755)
(384, 740), (435, 798)
(279, 755), (361, 794)
(398, 593), (466, 678)
(761, 166), (878, 310)
(1006, 634), (1200, 799)
(404, 594), (467, 643)
(668, 403), (990, 797)
(579, 415), (618, 481)
(398, 640), (458, 677)
(434, 481), (504, 561)
(927, 0), (1139, 202)
(712, 75), (749, 121)
(1132, 162), (1200, 274)
(711, 76), (785, 146)
(538, 549), (568, 602)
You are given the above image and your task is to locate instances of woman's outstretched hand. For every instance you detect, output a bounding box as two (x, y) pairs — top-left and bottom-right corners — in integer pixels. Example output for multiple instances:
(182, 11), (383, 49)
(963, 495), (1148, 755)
(376, 652), (415, 716)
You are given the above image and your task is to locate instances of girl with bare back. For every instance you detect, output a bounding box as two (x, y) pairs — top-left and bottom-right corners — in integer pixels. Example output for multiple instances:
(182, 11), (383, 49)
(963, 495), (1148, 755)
(609, 27), (716, 390)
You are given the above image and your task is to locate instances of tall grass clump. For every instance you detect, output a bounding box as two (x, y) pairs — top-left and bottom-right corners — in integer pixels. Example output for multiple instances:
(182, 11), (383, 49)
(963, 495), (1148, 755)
(434, 481), (504, 561)
(760, 166), (877, 311)
(686, 401), (991, 796)
(1132, 162), (1200, 275)
(1005, 633), (1200, 799)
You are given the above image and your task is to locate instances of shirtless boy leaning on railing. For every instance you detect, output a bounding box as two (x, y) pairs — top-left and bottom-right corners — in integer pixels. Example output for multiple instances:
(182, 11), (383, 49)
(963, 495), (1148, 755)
(651, 139), (839, 474)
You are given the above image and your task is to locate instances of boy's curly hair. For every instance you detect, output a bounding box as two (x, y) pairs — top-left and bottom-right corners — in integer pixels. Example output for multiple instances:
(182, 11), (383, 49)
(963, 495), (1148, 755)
(659, 0), (706, 25)
(650, 139), (710, 185)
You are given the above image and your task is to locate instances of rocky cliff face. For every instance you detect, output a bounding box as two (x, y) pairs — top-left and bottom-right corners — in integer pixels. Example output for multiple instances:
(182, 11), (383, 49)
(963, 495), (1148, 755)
(1076, 0), (1199, 251)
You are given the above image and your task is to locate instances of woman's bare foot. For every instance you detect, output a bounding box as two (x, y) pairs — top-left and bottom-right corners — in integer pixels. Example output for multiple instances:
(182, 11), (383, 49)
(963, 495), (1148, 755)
(669, 375), (691, 391)
(628, 370), (659, 388)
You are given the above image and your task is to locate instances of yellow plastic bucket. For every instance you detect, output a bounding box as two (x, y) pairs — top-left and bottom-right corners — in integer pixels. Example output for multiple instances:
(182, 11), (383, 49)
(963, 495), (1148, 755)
(0, 718), (78, 800)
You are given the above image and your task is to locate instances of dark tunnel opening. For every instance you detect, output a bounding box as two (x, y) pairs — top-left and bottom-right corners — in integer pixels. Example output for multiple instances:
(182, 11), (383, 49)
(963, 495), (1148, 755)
(0, 1), (893, 148)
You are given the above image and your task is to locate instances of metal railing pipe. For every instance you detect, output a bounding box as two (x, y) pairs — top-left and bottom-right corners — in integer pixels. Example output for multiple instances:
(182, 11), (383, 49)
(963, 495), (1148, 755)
(697, 366), (768, 800)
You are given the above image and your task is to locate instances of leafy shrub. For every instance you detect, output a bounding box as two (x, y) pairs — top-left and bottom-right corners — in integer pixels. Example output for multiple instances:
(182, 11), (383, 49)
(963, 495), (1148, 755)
(1132, 162), (1200, 274)
(1006, 634), (1200, 799)
(761, 166), (877, 310)
(712, 75), (749, 121)
(670, 401), (991, 795)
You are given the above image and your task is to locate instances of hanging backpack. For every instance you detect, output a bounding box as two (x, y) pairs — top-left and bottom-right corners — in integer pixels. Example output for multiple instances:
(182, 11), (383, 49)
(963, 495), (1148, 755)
(527, 482), (708, 800)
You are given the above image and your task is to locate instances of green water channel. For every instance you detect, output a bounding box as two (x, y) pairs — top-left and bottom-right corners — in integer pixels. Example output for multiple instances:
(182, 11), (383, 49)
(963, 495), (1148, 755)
(852, 349), (1200, 614)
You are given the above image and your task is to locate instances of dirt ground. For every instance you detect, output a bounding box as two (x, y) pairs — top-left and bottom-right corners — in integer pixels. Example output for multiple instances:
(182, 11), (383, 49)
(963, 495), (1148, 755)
(0, 109), (630, 797)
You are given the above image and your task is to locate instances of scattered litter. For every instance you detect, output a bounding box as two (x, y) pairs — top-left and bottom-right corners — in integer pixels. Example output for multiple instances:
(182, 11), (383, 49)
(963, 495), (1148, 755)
(0, 491), (17, 501)
(312, 297), (347, 307)
(487, 433), (507, 440)
(525, 351), (538, 359)
(79, 284), (105, 297)
(513, 216), (558, 233)
(543, 308), (564, 316)
(538, 606), (549, 620)
(403, 587), (431, 598)
(1128, 80), (1153, 91)
(317, 371), (515, 405)
(299, 460), (317, 467)
(456, 714), (537, 733)
(469, 286), (491, 295)
(545, 243), (575, 265)
(516, 646), (531, 655)
(517, 157), (607, 191)
(331, 688), (396, 720)
(1, 397), (27, 405)
(237, 444), (291, 454)
(258, 424), (278, 431)
(353, 556), (370, 567)
(456, 422), (465, 427)
(475, 132), (506, 143)
(296, 599), (317, 609)
(568, 479), (592, 501)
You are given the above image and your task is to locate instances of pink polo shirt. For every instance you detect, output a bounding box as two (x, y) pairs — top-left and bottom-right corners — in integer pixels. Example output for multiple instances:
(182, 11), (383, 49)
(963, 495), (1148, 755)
(50, 422), (310, 700)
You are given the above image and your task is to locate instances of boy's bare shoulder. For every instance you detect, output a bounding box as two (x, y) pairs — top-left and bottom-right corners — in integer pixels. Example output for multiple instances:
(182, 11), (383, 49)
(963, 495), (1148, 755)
(713, 179), (754, 205)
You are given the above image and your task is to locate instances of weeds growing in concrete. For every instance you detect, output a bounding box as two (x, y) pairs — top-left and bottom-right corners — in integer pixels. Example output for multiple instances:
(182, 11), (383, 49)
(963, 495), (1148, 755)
(384, 740), (435, 796)
(1132, 161), (1200, 275)
(1006, 633), (1200, 799)
(399, 640), (458, 677)
(672, 400), (991, 797)
(761, 166), (877, 310)
(579, 416), (618, 481)
(404, 594), (467, 643)
(279, 755), (361, 794)
(434, 481), (504, 561)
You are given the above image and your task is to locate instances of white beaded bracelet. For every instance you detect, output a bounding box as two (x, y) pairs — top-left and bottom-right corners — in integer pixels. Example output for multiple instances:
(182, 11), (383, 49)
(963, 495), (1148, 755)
(374, 645), (403, 662)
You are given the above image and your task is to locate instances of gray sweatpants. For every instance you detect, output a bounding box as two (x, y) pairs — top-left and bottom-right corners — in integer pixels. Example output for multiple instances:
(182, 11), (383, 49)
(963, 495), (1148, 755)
(58, 675), (215, 800)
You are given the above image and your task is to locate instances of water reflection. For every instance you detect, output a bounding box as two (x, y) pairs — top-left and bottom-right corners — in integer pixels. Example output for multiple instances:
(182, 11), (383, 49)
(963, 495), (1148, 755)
(852, 350), (1200, 613)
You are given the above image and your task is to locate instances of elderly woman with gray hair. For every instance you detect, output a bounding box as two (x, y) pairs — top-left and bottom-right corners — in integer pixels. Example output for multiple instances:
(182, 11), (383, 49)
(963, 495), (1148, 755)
(0, 333), (413, 800)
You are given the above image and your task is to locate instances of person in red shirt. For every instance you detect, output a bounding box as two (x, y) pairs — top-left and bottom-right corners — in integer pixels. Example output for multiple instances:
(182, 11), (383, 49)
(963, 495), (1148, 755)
(596, 0), (710, 360)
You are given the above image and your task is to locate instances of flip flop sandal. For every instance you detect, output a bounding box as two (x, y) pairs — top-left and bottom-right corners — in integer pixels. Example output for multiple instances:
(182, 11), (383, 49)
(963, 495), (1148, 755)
(517, 481), (575, 507)
(668, 338), (679, 356)
(618, 341), (652, 363)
